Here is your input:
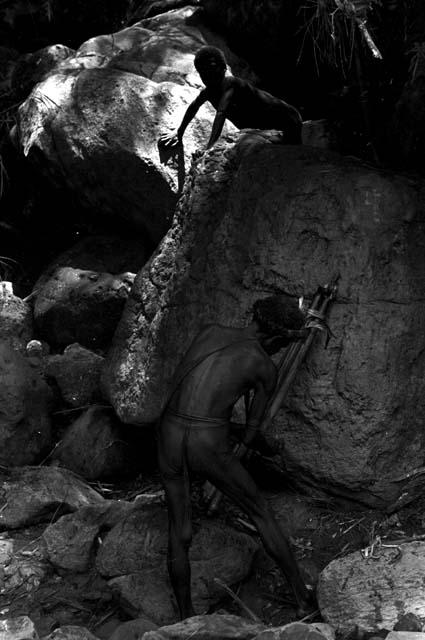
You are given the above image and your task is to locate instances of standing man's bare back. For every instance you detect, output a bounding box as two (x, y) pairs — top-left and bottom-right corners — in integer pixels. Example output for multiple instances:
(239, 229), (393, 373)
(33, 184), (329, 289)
(168, 324), (277, 421)
(157, 296), (316, 621)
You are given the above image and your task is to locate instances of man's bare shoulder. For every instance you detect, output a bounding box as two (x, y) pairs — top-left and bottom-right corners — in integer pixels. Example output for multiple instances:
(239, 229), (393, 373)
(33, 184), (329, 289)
(223, 75), (245, 91)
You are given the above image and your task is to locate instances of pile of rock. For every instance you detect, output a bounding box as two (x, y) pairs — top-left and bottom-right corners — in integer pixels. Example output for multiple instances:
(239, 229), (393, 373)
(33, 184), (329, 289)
(2, 0), (425, 638)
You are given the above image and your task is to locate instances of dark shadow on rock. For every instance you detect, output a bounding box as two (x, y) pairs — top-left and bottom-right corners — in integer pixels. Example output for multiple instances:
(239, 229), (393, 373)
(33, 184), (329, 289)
(157, 140), (186, 194)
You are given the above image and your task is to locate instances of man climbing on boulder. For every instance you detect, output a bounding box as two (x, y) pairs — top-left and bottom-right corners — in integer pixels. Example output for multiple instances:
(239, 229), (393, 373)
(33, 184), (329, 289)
(157, 295), (316, 620)
(159, 45), (302, 149)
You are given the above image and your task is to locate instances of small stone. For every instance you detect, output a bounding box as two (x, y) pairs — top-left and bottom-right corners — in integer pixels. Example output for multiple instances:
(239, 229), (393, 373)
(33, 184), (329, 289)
(0, 616), (38, 640)
(394, 615), (423, 632)
(309, 624), (336, 640)
(26, 340), (50, 358)
(387, 633), (425, 640)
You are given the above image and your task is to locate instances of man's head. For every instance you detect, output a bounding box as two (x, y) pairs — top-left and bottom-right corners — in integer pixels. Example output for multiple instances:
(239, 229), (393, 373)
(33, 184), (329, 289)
(194, 46), (227, 86)
(253, 295), (305, 352)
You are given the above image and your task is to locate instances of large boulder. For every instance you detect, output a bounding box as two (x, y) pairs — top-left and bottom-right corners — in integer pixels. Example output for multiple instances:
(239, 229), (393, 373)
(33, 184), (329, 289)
(16, 7), (246, 242)
(103, 135), (425, 509)
(45, 344), (104, 407)
(33, 266), (135, 350)
(96, 505), (258, 625)
(0, 466), (104, 529)
(109, 618), (158, 640)
(31, 233), (150, 352)
(43, 501), (132, 572)
(0, 343), (51, 466)
(50, 406), (140, 479)
(317, 542), (425, 632)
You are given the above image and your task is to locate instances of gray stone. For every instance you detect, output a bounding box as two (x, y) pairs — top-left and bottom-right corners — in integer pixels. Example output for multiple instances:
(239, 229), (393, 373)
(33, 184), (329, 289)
(142, 613), (265, 639)
(109, 618), (158, 640)
(387, 634), (425, 640)
(0, 617), (38, 640)
(40, 627), (100, 640)
(33, 266), (135, 350)
(301, 120), (337, 150)
(0, 535), (49, 601)
(103, 137), (425, 509)
(0, 466), (104, 529)
(252, 622), (331, 640)
(50, 406), (137, 479)
(108, 571), (176, 626)
(317, 541), (425, 632)
(309, 624), (335, 640)
(43, 500), (132, 572)
(45, 344), (104, 407)
(97, 506), (258, 625)
(0, 343), (51, 466)
(394, 615), (423, 632)
(34, 235), (149, 281)
(0, 285), (33, 352)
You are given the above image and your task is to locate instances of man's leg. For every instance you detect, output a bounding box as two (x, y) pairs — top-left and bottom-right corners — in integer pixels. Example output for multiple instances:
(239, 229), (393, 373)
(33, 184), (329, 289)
(158, 417), (195, 620)
(201, 451), (314, 614)
(162, 474), (195, 620)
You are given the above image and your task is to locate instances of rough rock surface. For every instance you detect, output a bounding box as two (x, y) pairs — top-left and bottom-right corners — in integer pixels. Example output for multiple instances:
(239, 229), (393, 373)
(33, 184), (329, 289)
(45, 344), (104, 407)
(34, 235), (150, 285)
(40, 627), (100, 640)
(51, 406), (139, 480)
(33, 265), (135, 350)
(109, 618), (158, 640)
(0, 466), (104, 529)
(16, 7), (244, 242)
(43, 501), (132, 572)
(142, 613), (266, 640)
(0, 616), (38, 640)
(0, 534), (49, 607)
(0, 286), (33, 352)
(103, 135), (425, 509)
(253, 623), (331, 640)
(96, 505), (258, 625)
(317, 542), (425, 632)
(0, 343), (51, 466)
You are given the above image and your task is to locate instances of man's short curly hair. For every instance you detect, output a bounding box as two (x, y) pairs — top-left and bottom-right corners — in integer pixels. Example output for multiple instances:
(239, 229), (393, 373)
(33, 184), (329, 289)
(194, 46), (227, 72)
(253, 295), (305, 336)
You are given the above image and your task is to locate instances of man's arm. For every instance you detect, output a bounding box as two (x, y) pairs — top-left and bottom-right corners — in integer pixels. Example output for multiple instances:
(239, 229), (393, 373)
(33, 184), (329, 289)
(243, 362), (277, 448)
(207, 87), (234, 148)
(159, 90), (207, 147)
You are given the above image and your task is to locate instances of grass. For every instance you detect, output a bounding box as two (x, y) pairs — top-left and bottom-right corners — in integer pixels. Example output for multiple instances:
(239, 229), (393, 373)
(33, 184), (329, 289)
(297, 0), (382, 74)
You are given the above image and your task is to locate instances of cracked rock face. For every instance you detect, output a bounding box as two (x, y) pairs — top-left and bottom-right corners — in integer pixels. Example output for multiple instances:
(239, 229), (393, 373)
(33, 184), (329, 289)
(317, 542), (425, 632)
(103, 135), (425, 508)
